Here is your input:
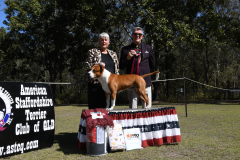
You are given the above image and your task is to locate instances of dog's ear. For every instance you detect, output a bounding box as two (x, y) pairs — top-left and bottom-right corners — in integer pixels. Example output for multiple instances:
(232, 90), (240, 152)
(100, 64), (104, 73)
(100, 66), (103, 73)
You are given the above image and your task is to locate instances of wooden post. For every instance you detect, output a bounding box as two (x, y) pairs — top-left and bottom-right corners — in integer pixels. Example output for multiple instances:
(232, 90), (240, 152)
(184, 72), (187, 117)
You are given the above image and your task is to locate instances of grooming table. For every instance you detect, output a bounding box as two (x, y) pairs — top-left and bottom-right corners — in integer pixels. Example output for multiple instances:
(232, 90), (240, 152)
(77, 107), (181, 149)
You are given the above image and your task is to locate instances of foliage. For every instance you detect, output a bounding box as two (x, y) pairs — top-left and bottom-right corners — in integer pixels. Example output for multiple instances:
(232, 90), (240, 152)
(1, 0), (240, 102)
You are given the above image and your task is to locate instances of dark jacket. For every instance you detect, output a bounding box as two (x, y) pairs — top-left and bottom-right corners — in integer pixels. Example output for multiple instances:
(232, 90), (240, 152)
(119, 43), (155, 86)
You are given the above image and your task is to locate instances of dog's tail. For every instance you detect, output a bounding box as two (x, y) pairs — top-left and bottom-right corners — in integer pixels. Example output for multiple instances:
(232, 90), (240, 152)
(141, 71), (160, 78)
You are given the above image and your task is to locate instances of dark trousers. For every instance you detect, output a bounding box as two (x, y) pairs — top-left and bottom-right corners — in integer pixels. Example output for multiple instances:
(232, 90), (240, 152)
(88, 82), (108, 109)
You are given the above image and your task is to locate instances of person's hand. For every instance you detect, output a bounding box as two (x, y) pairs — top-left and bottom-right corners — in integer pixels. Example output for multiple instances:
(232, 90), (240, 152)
(96, 62), (105, 67)
(127, 50), (136, 60)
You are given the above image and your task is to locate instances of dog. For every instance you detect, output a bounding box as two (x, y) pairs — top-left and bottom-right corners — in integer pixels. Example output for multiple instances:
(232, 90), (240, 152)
(88, 64), (160, 111)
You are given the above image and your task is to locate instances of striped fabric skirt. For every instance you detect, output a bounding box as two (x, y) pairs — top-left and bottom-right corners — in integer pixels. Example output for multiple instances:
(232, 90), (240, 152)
(77, 107), (181, 149)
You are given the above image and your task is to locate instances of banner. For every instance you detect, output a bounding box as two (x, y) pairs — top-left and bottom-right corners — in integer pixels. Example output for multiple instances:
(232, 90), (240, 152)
(0, 82), (55, 158)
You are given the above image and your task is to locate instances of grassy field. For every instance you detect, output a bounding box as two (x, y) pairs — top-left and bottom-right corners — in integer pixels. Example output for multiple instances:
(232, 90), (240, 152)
(2, 102), (240, 160)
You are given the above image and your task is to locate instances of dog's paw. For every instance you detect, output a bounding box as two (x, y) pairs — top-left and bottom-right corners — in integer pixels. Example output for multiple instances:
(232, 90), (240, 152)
(143, 106), (150, 109)
(106, 107), (114, 111)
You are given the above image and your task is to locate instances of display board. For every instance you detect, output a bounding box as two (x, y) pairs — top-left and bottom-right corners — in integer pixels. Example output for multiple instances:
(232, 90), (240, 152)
(0, 82), (55, 158)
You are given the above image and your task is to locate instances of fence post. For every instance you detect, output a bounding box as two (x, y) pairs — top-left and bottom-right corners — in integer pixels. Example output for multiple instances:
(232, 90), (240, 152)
(184, 72), (187, 117)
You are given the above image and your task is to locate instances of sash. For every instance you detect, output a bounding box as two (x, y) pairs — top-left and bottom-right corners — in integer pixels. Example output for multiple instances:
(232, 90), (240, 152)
(131, 48), (141, 75)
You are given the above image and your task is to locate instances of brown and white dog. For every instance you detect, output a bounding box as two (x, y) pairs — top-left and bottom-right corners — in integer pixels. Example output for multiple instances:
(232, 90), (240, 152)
(88, 64), (160, 111)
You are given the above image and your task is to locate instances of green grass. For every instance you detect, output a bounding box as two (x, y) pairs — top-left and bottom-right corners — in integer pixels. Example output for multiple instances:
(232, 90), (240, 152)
(2, 103), (240, 159)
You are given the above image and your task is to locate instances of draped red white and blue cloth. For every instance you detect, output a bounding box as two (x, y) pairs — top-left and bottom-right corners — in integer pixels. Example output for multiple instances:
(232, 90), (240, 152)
(77, 108), (114, 149)
(77, 107), (181, 149)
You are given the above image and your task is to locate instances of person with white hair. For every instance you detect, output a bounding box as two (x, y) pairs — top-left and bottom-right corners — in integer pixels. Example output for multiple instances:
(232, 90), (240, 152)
(85, 32), (119, 109)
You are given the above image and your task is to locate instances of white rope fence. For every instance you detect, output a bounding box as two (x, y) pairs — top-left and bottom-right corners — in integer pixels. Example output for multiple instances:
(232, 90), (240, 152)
(152, 77), (239, 92)
(39, 77), (240, 92)
(151, 78), (185, 82)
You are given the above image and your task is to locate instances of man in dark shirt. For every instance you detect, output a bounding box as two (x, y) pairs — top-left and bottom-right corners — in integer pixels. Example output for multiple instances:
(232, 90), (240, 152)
(119, 27), (155, 109)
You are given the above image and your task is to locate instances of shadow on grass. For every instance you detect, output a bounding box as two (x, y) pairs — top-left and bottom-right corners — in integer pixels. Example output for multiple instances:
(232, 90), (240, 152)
(54, 104), (128, 107)
(54, 104), (88, 107)
(54, 132), (87, 155)
(189, 100), (240, 105)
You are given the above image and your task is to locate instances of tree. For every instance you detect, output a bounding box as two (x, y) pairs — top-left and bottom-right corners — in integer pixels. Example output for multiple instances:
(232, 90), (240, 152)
(3, 0), (111, 102)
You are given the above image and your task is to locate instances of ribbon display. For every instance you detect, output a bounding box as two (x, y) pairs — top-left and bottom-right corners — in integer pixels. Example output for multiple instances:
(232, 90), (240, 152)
(131, 48), (141, 75)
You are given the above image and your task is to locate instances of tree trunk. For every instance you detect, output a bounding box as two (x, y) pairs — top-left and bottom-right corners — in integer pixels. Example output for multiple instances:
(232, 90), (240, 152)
(215, 43), (219, 88)
(204, 43), (210, 85)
